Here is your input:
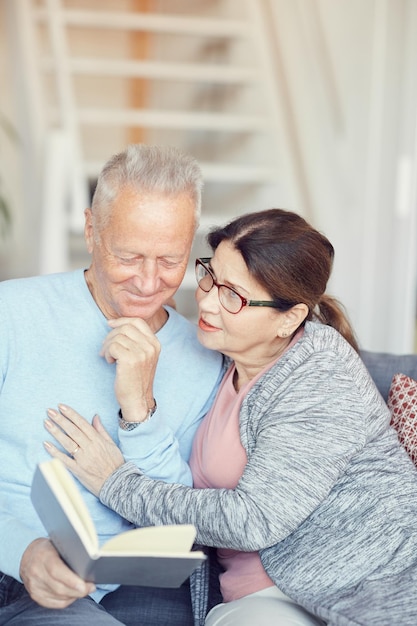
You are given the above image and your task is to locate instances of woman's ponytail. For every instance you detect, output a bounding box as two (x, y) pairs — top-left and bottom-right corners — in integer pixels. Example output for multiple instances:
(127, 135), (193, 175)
(314, 294), (359, 352)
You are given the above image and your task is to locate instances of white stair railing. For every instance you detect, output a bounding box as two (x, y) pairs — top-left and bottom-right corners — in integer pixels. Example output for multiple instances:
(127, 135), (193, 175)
(7, 0), (301, 291)
(39, 129), (71, 275)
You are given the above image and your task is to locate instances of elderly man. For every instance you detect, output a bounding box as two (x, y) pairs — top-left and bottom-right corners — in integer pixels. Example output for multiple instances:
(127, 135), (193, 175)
(0, 144), (224, 625)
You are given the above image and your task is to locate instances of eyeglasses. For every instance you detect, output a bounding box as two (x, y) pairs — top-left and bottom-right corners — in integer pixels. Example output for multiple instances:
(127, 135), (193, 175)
(195, 257), (281, 314)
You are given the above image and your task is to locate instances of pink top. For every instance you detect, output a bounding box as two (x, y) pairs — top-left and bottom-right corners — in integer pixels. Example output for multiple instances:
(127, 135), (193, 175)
(189, 331), (303, 602)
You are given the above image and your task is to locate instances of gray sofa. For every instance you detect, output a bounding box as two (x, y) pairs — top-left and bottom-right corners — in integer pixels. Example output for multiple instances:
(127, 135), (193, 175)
(361, 350), (417, 402)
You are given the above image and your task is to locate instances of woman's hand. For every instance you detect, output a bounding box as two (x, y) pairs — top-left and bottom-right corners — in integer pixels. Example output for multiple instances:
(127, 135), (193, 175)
(44, 404), (124, 496)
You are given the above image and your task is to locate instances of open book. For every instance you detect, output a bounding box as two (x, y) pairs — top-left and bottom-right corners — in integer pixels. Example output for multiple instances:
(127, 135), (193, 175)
(31, 458), (206, 586)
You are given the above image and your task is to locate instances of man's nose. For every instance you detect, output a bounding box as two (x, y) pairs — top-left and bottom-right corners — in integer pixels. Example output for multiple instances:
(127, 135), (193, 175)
(134, 259), (159, 293)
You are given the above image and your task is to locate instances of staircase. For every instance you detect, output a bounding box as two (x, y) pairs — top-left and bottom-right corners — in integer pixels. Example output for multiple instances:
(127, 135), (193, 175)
(5, 0), (303, 319)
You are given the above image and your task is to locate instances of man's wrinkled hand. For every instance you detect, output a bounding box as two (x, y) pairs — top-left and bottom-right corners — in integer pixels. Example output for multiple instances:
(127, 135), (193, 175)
(20, 538), (95, 608)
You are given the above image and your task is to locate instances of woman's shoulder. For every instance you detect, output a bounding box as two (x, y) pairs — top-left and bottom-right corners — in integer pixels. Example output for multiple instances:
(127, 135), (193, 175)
(259, 321), (363, 392)
(246, 322), (375, 425)
(303, 320), (350, 347)
(292, 321), (361, 368)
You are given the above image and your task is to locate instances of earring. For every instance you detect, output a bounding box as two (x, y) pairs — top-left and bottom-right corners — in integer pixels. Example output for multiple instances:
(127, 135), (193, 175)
(281, 331), (288, 338)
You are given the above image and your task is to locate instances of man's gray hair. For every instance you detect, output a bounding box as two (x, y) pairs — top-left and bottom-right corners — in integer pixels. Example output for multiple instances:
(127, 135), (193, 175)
(91, 144), (203, 230)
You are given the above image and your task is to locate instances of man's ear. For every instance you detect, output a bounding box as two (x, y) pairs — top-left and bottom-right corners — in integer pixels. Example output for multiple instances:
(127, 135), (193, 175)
(84, 208), (94, 254)
(278, 303), (309, 338)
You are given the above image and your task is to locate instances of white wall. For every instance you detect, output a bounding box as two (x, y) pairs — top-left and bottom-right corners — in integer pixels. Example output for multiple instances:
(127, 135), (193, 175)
(265, 0), (417, 353)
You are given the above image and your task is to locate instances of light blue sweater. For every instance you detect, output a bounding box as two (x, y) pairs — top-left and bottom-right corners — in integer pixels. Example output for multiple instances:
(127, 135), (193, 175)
(0, 269), (224, 595)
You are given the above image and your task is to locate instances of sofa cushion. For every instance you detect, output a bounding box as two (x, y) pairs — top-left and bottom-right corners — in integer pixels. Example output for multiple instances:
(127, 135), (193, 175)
(387, 373), (417, 466)
(360, 350), (417, 402)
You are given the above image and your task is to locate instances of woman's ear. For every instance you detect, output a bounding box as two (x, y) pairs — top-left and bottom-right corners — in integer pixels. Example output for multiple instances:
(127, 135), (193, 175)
(278, 303), (309, 338)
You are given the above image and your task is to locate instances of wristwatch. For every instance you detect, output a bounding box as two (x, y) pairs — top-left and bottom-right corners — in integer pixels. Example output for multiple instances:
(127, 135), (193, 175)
(118, 400), (157, 431)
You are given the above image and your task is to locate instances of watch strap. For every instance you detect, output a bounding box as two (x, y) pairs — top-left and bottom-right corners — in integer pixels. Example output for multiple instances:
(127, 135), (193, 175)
(118, 400), (157, 431)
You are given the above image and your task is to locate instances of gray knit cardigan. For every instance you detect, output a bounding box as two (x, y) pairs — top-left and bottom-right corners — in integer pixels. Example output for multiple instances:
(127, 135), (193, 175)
(100, 322), (417, 625)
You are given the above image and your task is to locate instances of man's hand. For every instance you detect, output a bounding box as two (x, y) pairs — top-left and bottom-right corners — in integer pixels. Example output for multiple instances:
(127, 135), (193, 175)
(20, 538), (95, 608)
(102, 317), (161, 422)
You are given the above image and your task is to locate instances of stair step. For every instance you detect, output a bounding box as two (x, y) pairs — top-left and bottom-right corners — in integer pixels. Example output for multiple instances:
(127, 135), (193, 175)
(200, 163), (278, 183)
(84, 161), (278, 184)
(33, 8), (250, 38)
(65, 108), (269, 132)
(68, 213), (231, 247)
(20, 0), (286, 291)
(41, 57), (258, 84)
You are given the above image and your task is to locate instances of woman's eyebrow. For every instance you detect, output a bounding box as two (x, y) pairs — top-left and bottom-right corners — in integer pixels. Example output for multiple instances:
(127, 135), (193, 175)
(210, 263), (250, 295)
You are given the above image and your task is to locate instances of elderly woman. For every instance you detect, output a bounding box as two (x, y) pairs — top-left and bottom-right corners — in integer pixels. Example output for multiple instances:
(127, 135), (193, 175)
(45, 209), (417, 626)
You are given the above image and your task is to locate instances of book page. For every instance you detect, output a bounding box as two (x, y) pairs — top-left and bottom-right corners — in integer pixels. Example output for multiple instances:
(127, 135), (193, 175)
(101, 524), (197, 555)
(41, 459), (98, 554)
(32, 460), (205, 585)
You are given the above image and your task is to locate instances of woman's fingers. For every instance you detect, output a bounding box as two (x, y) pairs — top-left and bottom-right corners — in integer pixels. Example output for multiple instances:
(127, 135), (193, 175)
(91, 414), (114, 442)
(43, 439), (75, 468)
(43, 408), (125, 497)
(44, 405), (90, 447)
(44, 405), (113, 458)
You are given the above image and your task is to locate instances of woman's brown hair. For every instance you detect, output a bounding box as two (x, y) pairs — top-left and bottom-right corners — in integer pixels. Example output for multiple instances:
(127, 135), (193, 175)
(207, 208), (359, 352)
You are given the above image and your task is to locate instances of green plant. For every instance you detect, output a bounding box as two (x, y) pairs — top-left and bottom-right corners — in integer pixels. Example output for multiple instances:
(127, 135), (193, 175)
(0, 111), (16, 236)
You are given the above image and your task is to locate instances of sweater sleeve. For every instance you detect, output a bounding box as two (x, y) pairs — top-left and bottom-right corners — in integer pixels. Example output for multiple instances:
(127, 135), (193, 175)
(117, 376), (221, 487)
(100, 349), (375, 551)
(115, 310), (225, 487)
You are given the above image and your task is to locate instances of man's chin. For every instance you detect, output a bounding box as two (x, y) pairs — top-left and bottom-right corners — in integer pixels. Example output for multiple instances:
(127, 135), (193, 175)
(120, 294), (170, 320)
